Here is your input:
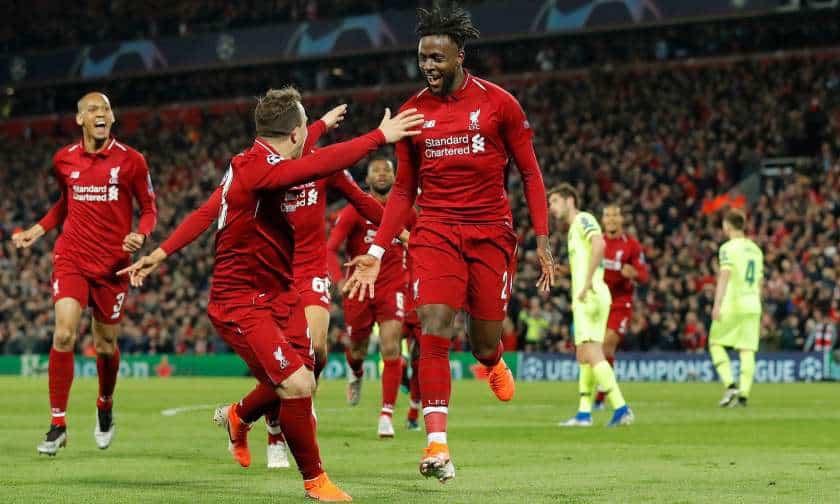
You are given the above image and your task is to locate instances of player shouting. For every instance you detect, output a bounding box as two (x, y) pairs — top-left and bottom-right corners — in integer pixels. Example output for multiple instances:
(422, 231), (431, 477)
(12, 92), (157, 456)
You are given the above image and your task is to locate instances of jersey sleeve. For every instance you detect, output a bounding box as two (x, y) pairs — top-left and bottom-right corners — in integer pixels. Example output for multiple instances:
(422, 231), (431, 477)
(326, 206), (358, 282)
(130, 152), (158, 237)
(330, 170), (384, 224)
(38, 153), (68, 232)
(718, 242), (734, 271)
(240, 129), (386, 191)
(499, 90), (548, 236)
(303, 119), (327, 154)
(371, 136), (419, 251)
(578, 213), (602, 242)
(160, 187), (222, 256)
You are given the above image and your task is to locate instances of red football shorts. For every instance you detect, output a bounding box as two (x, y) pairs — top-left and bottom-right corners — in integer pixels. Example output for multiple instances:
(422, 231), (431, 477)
(295, 273), (331, 309)
(409, 222), (517, 321)
(51, 256), (130, 324)
(207, 292), (310, 386)
(607, 304), (632, 338)
(402, 310), (421, 342)
(344, 284), (407, 342)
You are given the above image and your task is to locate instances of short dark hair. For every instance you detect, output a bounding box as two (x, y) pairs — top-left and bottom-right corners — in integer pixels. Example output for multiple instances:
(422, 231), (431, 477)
(416, 2), (480, 50)
(724, 209), (745, 230)
(367, 156), (394, 172)
(254, 87), (303, 138)
(549, 183), (579, 208)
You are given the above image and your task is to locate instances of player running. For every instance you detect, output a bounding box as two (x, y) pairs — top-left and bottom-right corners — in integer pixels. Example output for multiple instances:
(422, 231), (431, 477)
(327, 156), (416, 438)
(12, 92), (157, 456)
(343, 5), (554, 483)
(709, 210), (764, 408)
(265, 105), (389, 468)
(593, 204), (648, 410)
(549, 184), (633, 428)
(119, 87), (423, 501)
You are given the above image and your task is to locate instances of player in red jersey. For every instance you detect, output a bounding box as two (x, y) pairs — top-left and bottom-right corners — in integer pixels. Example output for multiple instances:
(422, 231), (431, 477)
(285, 111), (386, 382)
(343, 5), (554, 483)
(594, 204), (648, 409)
(326, 157), (416, 438)
(119, 87), (422, 501)
(12, 92), (157, 456)
(266, 105), (390, 468)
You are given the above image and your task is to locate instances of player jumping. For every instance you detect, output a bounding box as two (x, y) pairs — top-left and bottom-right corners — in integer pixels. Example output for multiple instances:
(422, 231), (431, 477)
(119, 87), (423, 501)
(549, 184), (633, 428)
(593, 204), (648, 410)
(709, 210), (764, 407)
(343, 4), (554, 483)
(12, 92), (157, 456)
(327, 156), (416, 438)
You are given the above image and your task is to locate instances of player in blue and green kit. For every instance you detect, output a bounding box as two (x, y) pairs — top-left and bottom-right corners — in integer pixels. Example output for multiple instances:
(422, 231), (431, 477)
(709, 210), (764, 407)
(549, 184), (633, 427)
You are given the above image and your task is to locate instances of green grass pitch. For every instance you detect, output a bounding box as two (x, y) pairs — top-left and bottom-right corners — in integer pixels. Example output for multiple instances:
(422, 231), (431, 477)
(2, 377), (838, 503)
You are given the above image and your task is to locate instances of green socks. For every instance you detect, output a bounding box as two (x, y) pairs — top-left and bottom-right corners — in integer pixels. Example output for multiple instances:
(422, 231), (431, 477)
(710, 344), (734, 388)
(593, 360), (626, 410)
(739, 350), (755, 398)
(578, 364), (595, 413)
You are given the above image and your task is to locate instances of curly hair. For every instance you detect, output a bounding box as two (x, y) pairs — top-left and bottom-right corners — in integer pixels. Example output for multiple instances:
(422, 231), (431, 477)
(416, 2), (480, 49)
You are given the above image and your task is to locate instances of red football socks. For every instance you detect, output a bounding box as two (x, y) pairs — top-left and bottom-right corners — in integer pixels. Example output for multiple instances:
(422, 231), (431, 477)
(277, 397), (323, 480)
(96, 347), (120, 410)
(381, 358), (403, 417)
(49, 348), (74, 427)
(407, 357), (420, 421)
(239, 382), (280, 424)
(473, 341), (503, 368)
(419, 334), (451, 438)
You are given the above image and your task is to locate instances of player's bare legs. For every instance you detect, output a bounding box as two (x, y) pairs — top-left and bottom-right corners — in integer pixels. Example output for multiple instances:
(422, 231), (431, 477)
(468, 317), (515, 401)
(569, 342), (632, 427)
(594, 328), (620, 409)
(417, 303), (457, 483)
(378, 319), (404, 438)
(91, 319), (120, 449)
(345, 334), (369, 406)
(306, 305), (330, 380)
(38, 298), (82, 455)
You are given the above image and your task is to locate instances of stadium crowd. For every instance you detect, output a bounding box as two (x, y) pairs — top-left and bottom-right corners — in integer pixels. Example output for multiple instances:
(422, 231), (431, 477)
(1, 55), (838, 357)
(5, 8), (840, 119)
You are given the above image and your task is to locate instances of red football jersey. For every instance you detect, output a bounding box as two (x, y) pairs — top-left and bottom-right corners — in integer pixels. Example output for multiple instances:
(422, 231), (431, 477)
(159, 131), (386, 303)
(371, 72), (548, 251)
(602, 233), (649, 309)
(327, 204), (415, 288)
(39, 138), (157, 277)
(285, 170), (383, 280)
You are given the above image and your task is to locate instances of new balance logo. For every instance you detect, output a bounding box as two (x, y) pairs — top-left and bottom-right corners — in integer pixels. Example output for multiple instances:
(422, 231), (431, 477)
(471, 134), (485, 153)
(423, 120), (436, 129)
(53, 280), (59, 295)
(70, 171), (80, 179)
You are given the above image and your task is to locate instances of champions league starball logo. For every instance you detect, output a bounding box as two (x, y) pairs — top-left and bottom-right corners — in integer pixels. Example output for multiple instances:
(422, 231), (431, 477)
(797, 356), (823, 382)
(532, 0), (663, 32)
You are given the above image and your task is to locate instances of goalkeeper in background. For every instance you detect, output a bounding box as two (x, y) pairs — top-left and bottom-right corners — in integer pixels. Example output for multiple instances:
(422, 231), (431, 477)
(709, 210), (764, 407)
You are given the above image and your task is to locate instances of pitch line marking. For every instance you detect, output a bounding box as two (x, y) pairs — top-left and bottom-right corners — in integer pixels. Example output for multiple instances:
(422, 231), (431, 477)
(161, 404), (218, 416)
